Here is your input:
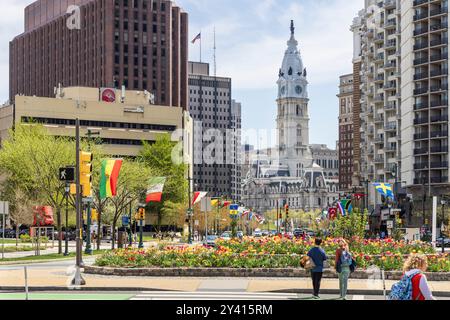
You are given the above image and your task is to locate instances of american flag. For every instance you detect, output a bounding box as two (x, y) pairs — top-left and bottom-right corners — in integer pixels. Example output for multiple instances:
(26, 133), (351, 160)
(191, 33), (201, 44)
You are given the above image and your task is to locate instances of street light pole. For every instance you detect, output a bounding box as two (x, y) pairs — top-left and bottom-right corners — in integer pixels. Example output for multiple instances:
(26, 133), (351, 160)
(64, 184), (70, 256)
(72, 118), (85, 286)
(441, 199), (446, 254)
(128, 202), (133, 247)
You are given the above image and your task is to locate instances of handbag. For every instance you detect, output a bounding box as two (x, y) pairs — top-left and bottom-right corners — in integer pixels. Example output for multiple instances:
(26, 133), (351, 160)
(350, 258), (357, 273)
(303, 256), (316, 271)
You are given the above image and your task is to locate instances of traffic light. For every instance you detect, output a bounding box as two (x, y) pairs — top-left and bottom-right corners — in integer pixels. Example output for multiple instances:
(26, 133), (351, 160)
(70, 183), (77, 195)
(80, 151), (93, 198)
(138, 208), (146, 221)
(285, 204), (289, 218)
(91, 209), (98, 222)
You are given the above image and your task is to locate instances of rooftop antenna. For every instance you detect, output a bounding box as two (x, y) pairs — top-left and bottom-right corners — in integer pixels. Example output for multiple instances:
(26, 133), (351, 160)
(213, 26), (217, 77)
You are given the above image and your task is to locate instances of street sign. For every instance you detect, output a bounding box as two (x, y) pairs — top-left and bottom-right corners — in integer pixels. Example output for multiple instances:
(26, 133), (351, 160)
(387, 220), (394, 229)
(122, 216), (130, 227)
(139, 220), (145, 227)
(0, 201), (9, 215)
(194, 220), (199, 226)
(187, 208), (194, 215)
(59, 167), (75, 182)
(230, 204), (239, 216)
(201, 197), (212, 212)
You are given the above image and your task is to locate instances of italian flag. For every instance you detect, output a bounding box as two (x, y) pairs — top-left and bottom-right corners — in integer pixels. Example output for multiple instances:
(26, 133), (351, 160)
(146, 177), (167, 203)
(99, 159), (123, 199)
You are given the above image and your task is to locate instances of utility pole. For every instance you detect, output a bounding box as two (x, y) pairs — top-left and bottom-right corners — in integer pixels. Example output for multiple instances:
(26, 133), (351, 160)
(187, 164), (193, 244)
(64, 184), (70, 256)
(72, 118), (85, 286)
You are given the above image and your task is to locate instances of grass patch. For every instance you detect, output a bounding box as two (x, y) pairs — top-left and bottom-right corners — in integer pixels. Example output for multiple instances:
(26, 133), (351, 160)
(0, 250), (107, 263)
(0, 246), (49, 253)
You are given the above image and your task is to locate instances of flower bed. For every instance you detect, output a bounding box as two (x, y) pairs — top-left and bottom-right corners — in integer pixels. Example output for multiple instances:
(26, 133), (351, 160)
(94, 237), (450, 272)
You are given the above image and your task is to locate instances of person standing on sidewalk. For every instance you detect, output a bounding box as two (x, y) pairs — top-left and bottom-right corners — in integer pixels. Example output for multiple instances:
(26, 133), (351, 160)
(335, 239), (353, 300)
(307, 238), (328, 299)
(403, 254), (436, 300)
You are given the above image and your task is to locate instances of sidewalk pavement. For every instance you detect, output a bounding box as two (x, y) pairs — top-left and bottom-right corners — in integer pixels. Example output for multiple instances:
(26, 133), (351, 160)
(1, 263), (450, 295)
(0, 241), (159, 259)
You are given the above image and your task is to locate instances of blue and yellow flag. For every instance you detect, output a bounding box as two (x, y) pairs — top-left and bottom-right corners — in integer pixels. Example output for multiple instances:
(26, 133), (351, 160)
(373, 183), (395, 200)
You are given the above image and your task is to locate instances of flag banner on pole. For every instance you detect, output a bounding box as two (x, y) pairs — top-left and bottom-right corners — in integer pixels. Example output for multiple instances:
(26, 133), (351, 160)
(211, 199), (232, 208)
(328, 207), (337, 220)
(99, 159), (123, 199)
(211, 199), (219, 207)
(146, 177), (167, 203)
(339, 199), (352, 216)
(191, 33), (201, 44)
(192, 192), (208, 206)
(373, 183), (395, 200)
(255, 214), (265, 224)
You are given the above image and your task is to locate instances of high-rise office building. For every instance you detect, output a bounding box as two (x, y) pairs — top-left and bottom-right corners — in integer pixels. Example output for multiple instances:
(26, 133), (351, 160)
(188, 62), (242, 201)
(9, 0), (188, 109)
(401, 0), (449, 196)
(338, 73), (355, 191)
(356, 0), (402, 186)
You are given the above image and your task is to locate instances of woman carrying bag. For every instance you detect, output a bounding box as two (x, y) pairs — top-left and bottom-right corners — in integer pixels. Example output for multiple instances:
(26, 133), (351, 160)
(335, 239), (356, 300)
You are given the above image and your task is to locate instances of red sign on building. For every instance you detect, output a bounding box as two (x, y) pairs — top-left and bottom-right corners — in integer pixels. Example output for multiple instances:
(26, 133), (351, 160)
(100, 88), (116, 103)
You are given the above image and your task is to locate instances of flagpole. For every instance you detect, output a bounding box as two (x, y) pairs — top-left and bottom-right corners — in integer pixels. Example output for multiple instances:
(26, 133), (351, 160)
(200, 31), (202, 63)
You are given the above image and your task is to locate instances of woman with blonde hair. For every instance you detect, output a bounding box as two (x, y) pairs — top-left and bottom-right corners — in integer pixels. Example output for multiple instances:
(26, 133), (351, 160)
(403, 254), (436, 300)
(335, 239), (354, 300)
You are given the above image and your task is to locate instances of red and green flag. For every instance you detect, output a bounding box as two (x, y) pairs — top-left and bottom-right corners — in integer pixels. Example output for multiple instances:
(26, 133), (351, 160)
(100, 159), (123, 199)
(146, 177), (167, 203)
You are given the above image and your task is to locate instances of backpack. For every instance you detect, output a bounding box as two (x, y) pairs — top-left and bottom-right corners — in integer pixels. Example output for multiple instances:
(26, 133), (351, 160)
(388, 271), (420, 301)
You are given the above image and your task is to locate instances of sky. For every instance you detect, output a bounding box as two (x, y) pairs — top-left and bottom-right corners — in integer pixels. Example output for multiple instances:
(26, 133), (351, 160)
(0, 0), (363, 149)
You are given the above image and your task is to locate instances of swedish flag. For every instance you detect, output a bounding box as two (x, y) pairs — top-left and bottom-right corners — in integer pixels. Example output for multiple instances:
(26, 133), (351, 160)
(373, 183), (395, 200)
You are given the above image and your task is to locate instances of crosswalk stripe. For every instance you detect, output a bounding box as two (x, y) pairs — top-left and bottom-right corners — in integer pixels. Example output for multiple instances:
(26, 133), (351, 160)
(352, 295), (365, 300)
(131, 291), (299, 301)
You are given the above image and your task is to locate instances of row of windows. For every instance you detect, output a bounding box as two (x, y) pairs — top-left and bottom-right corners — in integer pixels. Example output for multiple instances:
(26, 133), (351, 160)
(21, 117), (176, 132)
(190, 98), (229, 105)
(115, 0), (165, 12)
(190, 89), (230, 97)
(191, 106), (231, 113)
(313, 159), (339, 169)
(189, 80), (231, 89)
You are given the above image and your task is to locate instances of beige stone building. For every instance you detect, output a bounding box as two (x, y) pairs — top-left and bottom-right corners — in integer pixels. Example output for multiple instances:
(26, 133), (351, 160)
(0, 86), (193, 172)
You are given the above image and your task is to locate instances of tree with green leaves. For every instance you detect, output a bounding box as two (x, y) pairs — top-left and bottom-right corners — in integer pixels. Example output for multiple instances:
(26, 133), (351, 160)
(138, 134), (188, 231)
(329, 208), (368, 240)
(0, 124), (76, 254)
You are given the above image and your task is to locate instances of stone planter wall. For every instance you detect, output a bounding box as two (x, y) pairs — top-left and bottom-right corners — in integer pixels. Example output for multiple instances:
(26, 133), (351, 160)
(84, 266), (450, 281)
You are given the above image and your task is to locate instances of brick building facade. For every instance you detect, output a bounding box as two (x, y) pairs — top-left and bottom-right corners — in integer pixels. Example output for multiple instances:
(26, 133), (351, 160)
(10, 0), (188, 109)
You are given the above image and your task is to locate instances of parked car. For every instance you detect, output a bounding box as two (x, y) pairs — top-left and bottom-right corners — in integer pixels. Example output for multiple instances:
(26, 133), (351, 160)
(293, 229), (304, 239)
(220, 232), (231, 240)
(204, 235), (218, 247)
(237, 231), (244, 239)
(253, 230), (263, 237)
(261, 230), (269, 237)
(436, 237), (450, 248)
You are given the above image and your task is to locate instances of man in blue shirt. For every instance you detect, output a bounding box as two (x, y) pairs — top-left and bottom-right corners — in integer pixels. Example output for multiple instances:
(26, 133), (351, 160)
(307, 238), (328, 299)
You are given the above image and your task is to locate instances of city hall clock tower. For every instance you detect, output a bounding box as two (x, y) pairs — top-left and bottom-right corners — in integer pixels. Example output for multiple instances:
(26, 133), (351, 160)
(276, 21), (313, 177)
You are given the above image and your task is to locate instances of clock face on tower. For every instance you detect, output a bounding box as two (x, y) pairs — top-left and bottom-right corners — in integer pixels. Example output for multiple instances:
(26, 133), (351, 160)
(295, 85), (302, 95)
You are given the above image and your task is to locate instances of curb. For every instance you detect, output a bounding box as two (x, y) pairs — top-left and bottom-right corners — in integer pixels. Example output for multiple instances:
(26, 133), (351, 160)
(0, 258), (74, 266)
(84, 266), (450, 282)
(0, 286), (449, 297)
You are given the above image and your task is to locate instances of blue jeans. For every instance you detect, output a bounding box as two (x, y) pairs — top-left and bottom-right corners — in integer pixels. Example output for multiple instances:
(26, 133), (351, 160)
(338, 265), (351, 298)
